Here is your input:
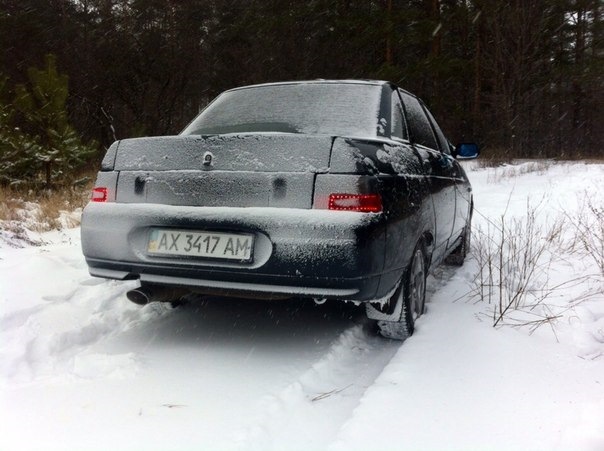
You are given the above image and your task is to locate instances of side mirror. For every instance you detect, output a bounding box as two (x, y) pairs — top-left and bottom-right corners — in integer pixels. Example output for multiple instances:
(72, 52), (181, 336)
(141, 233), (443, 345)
(454, 143), (479, 159)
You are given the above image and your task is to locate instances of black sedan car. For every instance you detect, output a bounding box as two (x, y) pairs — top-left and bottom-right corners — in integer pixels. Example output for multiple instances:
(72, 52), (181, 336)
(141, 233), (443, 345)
(81, 80), (478, 340)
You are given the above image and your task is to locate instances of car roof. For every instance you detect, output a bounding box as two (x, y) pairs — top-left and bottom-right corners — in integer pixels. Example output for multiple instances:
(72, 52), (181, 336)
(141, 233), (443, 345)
(224, 79), (391, 93)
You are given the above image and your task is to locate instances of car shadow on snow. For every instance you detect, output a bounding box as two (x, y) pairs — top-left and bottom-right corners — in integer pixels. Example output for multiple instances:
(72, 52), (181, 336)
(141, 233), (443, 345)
(126, 296), (370, 350)
(117, 263), (465, 352)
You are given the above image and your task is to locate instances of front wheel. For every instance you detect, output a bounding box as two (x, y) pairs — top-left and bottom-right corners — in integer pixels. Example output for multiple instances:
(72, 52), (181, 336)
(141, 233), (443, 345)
(367, 246), (428, 341)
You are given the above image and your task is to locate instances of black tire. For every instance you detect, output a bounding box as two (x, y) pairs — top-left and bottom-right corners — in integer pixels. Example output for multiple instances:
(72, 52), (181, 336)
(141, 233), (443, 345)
(375, 246), (427, 341)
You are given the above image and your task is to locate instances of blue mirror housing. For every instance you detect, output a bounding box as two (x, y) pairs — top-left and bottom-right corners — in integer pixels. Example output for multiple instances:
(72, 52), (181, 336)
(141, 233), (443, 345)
(455, 143), (479, 159)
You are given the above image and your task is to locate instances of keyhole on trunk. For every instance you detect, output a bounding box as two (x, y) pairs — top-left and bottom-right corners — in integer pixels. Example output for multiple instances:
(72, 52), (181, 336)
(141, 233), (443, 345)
(272, 178), (286, 199)
(134, 175), (146, 195)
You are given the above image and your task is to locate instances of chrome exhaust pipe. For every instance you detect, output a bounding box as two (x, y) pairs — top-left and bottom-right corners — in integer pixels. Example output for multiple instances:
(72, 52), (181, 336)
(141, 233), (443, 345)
(126, 284), (187, 305)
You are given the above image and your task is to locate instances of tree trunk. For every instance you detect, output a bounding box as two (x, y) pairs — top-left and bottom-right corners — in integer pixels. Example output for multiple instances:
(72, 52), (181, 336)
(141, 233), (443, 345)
(385, 0), (393, 65)
(45, 161), (52, 188)
(473, 8), (482, 136)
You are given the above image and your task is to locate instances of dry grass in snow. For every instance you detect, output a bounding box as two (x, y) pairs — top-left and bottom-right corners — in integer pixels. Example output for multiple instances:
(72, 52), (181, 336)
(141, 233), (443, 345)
(0, 183), (91, 246)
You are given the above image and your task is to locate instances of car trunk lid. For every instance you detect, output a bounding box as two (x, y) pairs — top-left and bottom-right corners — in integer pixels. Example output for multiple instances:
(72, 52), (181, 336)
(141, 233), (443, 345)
(113, 134), (332, 208)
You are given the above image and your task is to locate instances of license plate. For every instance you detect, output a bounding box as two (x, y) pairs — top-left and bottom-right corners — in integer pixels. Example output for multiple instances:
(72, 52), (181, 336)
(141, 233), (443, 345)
(148, 229), (254, 261)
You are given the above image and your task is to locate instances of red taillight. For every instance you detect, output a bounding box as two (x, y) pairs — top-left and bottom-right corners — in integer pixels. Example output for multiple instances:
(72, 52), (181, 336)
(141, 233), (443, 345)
(328, 193), (382, 213)
(91, 187), (108, 203)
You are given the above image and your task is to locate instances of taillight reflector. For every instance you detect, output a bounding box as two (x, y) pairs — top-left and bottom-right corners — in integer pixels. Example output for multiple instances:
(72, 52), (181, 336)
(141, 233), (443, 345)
(91, 187), (108, 202)
(328, 193), (382, 213)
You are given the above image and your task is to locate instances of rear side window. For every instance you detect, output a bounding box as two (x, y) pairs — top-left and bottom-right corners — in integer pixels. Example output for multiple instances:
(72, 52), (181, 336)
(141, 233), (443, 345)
(391, 91), (408, 140)
(422, 104), (450, 154)
(399, 91), (438, 150)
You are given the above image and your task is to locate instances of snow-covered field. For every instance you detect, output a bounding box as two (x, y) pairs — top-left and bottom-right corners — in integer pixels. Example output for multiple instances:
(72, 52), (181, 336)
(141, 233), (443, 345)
(1, 161), (603, 451)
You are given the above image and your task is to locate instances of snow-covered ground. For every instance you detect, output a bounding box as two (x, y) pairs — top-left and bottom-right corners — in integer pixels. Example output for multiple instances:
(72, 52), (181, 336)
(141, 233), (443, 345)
(1, 161), (603, 450)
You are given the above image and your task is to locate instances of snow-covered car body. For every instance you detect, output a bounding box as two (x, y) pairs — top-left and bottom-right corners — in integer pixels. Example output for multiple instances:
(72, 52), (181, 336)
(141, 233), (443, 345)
(81, 80), (474, 336)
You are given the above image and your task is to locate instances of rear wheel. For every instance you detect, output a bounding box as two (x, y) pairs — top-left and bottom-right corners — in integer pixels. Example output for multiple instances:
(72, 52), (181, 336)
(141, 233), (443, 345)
(367, 246), (427, 341)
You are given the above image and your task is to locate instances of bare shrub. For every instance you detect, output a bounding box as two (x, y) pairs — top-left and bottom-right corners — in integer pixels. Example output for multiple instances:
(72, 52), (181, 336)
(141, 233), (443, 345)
(468, 191), (604, 334)
(469, 199), (570, 330)
(475, 154), (513, 169)
(486, 161), (554, 183)
(565, 194), (604, 276)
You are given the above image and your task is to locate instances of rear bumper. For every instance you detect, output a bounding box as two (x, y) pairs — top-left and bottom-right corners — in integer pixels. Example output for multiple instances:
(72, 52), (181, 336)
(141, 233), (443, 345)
(81, 203), (399, 301)
(85, 261), (378, 299)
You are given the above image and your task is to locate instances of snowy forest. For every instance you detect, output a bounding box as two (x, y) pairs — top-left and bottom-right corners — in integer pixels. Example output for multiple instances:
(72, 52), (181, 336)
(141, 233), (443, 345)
(0, 0), (602, 186)
(2, 2), (604, 448)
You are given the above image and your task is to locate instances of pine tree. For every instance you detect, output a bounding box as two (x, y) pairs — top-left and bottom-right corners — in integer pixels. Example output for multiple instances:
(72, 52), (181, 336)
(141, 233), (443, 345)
(0, 76), (43, 186)
(11, 54), (96, 187)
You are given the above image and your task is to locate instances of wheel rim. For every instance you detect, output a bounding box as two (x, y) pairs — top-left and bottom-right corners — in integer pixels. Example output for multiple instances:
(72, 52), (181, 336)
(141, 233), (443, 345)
(409, 250), (426, 320)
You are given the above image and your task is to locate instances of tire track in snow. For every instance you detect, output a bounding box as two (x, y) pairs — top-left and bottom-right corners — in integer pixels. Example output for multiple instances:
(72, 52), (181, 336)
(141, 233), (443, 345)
(230, 258), (468, 450)
(233, 322), (400, 451)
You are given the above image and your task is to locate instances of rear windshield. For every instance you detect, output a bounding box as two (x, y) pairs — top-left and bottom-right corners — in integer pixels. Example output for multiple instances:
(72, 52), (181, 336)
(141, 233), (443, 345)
(181, 83), (382, 138)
